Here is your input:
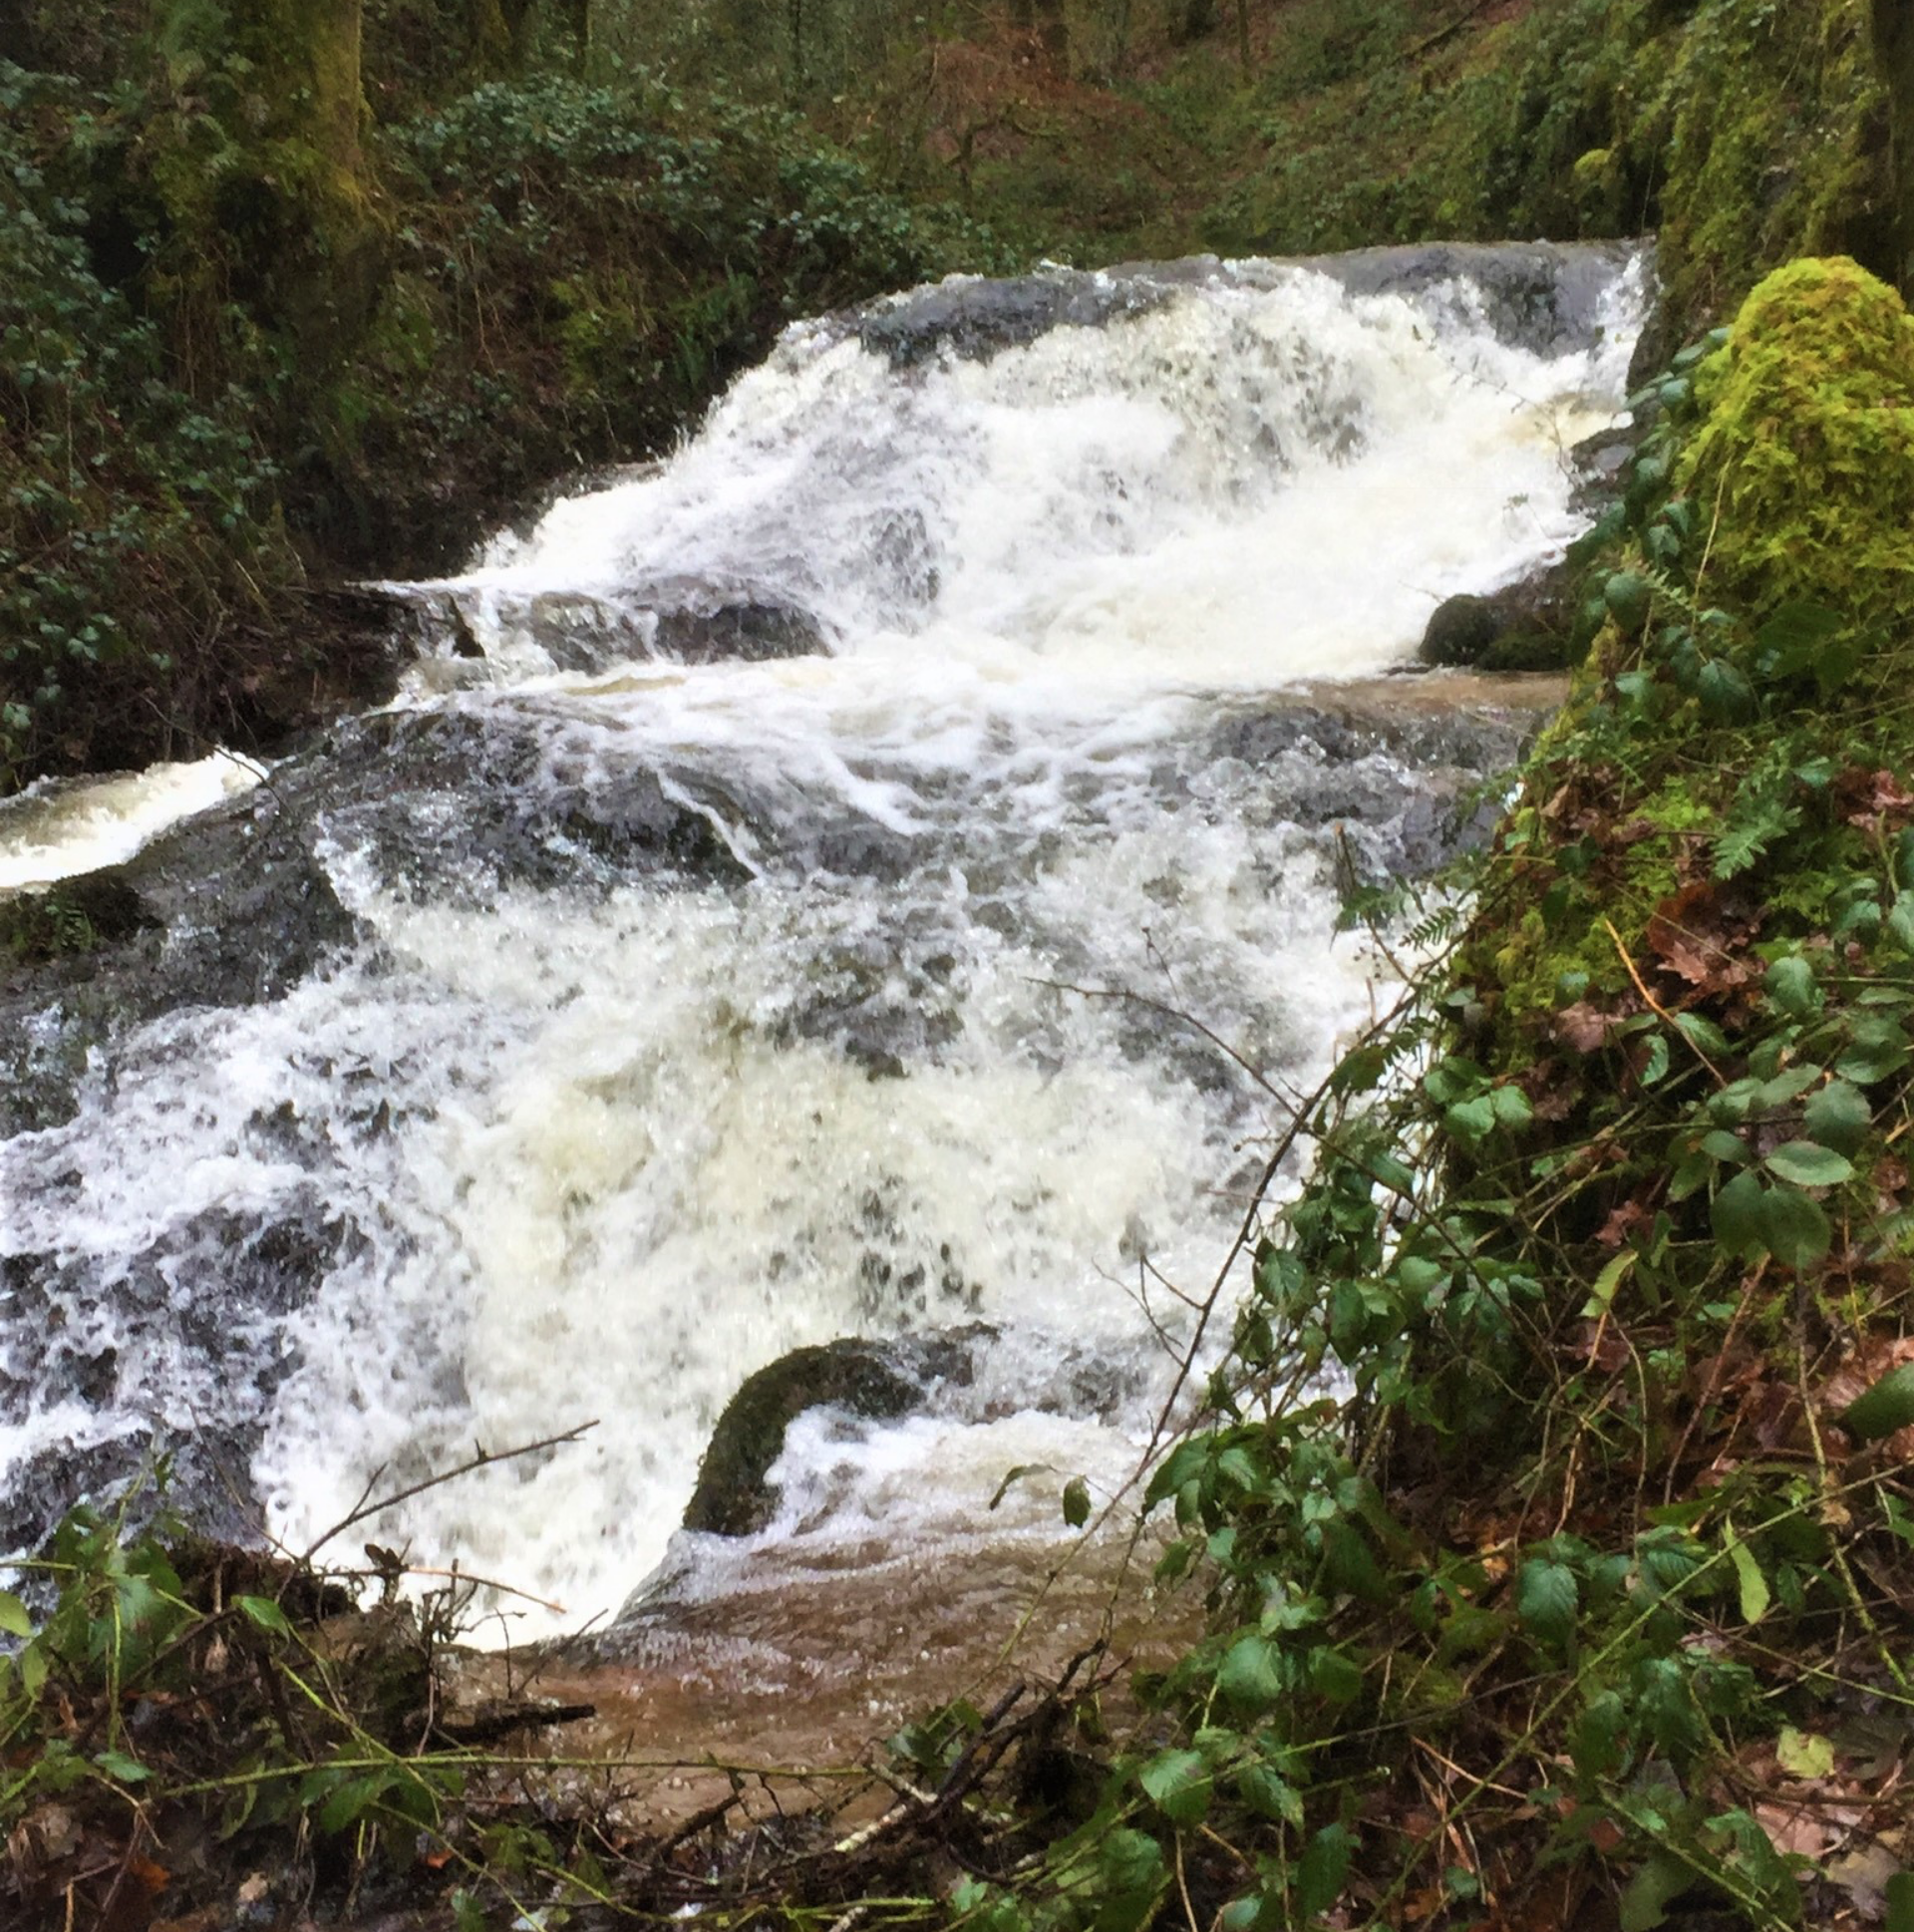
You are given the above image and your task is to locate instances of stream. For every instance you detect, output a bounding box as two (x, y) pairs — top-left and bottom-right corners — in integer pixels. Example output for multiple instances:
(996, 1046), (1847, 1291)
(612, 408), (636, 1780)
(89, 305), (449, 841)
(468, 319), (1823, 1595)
(0, 243), (1644, 1713)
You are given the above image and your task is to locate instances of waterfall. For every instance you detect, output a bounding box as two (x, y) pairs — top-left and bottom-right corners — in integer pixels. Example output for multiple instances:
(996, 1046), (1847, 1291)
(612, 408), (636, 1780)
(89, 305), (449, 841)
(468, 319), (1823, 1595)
(0, 244), (1645, 1643)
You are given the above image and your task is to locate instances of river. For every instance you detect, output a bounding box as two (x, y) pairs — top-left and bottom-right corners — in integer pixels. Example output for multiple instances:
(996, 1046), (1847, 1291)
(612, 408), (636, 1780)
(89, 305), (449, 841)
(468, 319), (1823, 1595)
(0, 244), (1644, 1700)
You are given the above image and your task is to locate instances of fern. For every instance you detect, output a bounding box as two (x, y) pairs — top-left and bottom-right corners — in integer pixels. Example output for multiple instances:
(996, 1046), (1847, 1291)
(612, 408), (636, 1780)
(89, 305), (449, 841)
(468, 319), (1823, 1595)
(1712, 781), (1800, 881)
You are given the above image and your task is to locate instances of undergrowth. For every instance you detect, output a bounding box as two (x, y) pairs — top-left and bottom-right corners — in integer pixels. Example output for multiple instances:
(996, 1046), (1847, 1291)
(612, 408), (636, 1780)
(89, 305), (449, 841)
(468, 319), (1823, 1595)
(932, 256), (1914, 1932)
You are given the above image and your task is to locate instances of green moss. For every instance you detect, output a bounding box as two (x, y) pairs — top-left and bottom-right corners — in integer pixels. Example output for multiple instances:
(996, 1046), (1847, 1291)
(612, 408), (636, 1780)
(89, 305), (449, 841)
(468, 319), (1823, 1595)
(1477, 0), (1896, 333)
(1678, 256), (1914, 636)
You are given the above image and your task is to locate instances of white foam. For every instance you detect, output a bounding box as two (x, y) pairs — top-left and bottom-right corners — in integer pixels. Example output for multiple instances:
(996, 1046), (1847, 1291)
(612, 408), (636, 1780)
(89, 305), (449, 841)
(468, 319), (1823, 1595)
(0, 754), (263, 892)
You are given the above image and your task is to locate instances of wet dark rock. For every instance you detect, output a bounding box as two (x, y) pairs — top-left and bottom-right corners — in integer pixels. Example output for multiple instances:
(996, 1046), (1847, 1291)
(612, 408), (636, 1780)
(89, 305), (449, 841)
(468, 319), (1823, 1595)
(0, 706), (754, 1136)
(403, 576), (827, 679)
(1303, 239), (1648, 358)
(1419, 564), (1579, 674)
(847, 242), (1645, 375)
(0, 1198), (361, 1554)
(1571, 425), (1639, 505)
(684, 1328), (994, 1537)
(1419, 593), (1503, 668)
(645, 578), (824, 664)
(853, 272), (1173, 368)
(1205, 690), (1546, 882)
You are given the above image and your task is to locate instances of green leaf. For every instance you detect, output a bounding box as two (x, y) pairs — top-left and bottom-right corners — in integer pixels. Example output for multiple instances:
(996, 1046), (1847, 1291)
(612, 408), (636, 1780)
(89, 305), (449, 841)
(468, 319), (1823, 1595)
(1840, 1364), (1914, 1443)
(1837, 1020), (1911, 1086)
(1775, 1727), (1834, 1779)
(1216, 1632), (1285, 1712)
(1761, 1184), (1831, 1271)
(1885, 1871), (1914, 1932)
(1139, 1749), (1211, 1825)
(1724, 1525), (1769, 1625)
(0, 1591), (32, 1640)
(1295, 1823), (1353, 1922)
(1062, 1477), (1092, 1528)
(1620, 1851), (1691, 1932)
(94, 1749), (151, 1783)
(1697, 657), (1755, 723)
(1604, 570), (1653, 630)
(236, 1594), (292, 1636)
(1580, 1250), (1634, 1319)
(1235, 1763), (1303, 1826)
(1331, 1045), (1386, 1096)
(988, 1463), (1053, 1510)
(1711, 1167), (1768, 1262)
(1699, 1129), (1751, 1166)
(1764, 954), (1818, 1016)
(1515, 1558), (1579, 1648)
(318, 1771), (390, 1835)
(1754, 600), (1844, 672)
(1308, 1645), (1364, 1705)
(1762, 1140), (1853, 1187)
(1569, 1691), (1625, 1779)
(1888, 893), (1914, 955)
(1675, 1011), (1731, 1060)
(1444, 1095), (1496, 1143)
(1803, 1079), (1871, 1154)
(1096, 1825), (1165, 1905)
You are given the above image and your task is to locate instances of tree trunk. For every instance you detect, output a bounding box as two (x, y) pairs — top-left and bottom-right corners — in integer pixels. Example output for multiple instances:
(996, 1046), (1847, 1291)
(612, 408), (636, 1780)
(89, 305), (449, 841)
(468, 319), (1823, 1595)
(1875, 0), (1914, 296)
(151, 0), (383, 361)
(1035, 0), (1067, 69)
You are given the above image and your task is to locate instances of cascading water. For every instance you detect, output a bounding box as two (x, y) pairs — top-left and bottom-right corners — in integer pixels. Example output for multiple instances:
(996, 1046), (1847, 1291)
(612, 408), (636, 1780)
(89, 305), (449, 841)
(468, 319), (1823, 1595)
(0, 244), (1645, 1662)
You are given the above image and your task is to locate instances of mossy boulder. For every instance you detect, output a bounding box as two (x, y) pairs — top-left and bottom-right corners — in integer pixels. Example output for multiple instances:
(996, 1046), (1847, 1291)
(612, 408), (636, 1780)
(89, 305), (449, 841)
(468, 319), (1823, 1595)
(1465, 256), (1914, 1057)
(682, 1330), (990, 1537)
(1678, 256), (1914, 638)
(1418, 594), (1501, 668)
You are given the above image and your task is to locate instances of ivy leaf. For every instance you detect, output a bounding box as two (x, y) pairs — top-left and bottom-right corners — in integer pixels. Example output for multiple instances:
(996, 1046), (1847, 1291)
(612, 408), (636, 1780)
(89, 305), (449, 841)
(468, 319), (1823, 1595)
(1762, 1140), (1853, 1187)
(1515, 1558), (1579, 1648)
(0, 1591), (31, 1640)
(1139, 1749), (1211, 1825)
(1062, 1477), (1092, 1528)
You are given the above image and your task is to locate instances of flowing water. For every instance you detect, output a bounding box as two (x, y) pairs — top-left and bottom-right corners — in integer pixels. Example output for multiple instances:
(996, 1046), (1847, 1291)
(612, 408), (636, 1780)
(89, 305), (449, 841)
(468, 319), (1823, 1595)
(0, 245), (1644, 1673)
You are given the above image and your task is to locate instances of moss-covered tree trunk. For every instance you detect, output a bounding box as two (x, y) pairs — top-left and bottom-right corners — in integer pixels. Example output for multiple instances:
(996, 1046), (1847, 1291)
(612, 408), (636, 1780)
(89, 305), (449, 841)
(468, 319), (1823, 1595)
(151, 0), (383, 362)
(1875, 0), (1914, 293)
